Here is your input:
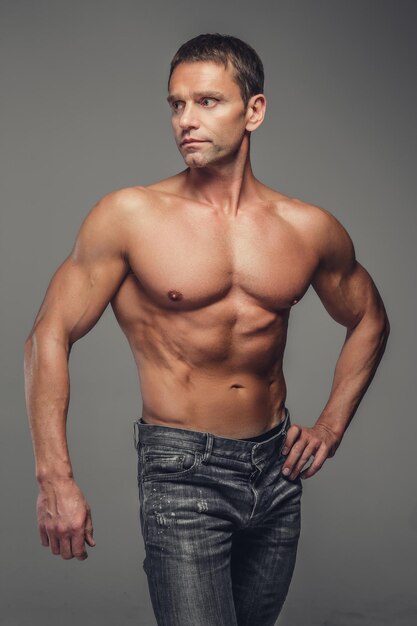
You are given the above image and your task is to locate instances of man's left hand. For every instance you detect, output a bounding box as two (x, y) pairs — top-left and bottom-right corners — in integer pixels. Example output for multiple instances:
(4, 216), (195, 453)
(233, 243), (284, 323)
(281, 422), (341, 480)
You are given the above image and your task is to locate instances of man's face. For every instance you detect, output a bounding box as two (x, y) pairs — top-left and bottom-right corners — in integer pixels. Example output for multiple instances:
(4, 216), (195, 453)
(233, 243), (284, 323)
(167, 60), (249, 169)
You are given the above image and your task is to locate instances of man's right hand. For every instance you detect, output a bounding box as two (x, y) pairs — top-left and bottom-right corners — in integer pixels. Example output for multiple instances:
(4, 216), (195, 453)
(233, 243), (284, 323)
(36, 478), (96, 561)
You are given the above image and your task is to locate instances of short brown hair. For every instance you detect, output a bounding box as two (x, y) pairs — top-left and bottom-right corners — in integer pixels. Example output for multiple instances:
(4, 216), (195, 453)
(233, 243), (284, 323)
(168, 33), (264, 109)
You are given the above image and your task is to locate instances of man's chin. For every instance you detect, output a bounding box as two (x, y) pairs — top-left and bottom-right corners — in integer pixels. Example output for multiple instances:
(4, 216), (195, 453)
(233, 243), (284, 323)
(183, 154), (209, 168)
(185, 161), (206, 169)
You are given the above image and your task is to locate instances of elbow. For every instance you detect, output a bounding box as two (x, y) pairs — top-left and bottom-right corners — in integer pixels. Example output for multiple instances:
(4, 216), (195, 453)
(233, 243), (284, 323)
(24, 333), (36, 381)
(350, 310), (390, 345)
(24, 325), (70, 359)
(384, 314), (391, 338)
(24, 320), (41, 351)
(24, 332), (35, 360)
(382, 313), (390, 346)
(370, 296), (391, 338)
(378, 303), (390, 337)
(371, 311), (390, 350)
(24, 327), (38, 345)
(24, 326), (40, 358)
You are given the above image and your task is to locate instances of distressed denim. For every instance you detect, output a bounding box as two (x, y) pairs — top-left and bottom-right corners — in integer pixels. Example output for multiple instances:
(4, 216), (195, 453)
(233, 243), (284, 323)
(133, 407), (302, 626)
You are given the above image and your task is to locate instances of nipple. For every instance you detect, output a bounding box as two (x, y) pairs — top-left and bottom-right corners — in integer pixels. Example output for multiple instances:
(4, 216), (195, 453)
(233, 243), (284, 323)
(168, 290), (183, 301)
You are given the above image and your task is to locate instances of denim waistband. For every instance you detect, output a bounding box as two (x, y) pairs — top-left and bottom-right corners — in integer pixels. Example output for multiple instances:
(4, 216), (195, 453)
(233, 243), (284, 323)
(133, 407), (291, 461)
(238, 417), (287, 442)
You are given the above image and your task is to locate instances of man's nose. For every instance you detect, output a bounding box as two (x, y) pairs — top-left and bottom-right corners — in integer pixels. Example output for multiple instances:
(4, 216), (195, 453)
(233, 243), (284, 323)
(178, 103), (199, 129)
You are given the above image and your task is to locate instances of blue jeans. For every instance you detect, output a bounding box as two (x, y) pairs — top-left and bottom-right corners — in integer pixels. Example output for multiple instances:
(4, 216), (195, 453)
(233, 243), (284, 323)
(133, 407), (302, 626)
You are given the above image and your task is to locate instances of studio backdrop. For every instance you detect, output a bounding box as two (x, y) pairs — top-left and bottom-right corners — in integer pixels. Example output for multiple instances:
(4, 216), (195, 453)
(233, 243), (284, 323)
(1, 1), (416, 625)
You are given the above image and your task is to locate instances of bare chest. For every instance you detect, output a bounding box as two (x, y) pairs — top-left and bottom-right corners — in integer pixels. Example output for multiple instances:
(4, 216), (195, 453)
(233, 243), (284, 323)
(125, 205), (319, 311)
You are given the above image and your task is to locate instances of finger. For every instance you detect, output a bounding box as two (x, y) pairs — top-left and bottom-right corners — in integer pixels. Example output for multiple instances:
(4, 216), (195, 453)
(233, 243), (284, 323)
(48, 532), (61, 556)
(85, 530), (95, 547)
(288, 446), (315, 480)
(281, 425), (301, 455)
(85, 510), (96, 547)
(71, 531), (89, 561)
(282, 437), (308, 477)
(290, 440), (322, 479)
(300, 445), (328, 479)
(39, 525), (50, 547)
(59, 535), (74, 560)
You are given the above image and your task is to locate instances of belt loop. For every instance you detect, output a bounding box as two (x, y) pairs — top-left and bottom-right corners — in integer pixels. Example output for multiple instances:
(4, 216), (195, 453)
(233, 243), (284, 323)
(133, 420), (139, 451)
(286, 406), (291, 429)
(201, 432), (213, 463)
(280, 408), (290, 451)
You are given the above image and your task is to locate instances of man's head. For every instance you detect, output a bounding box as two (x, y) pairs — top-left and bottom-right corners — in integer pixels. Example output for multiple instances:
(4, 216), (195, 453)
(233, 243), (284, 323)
(168, 33), (264, 110)
(167, 33), (266, 169)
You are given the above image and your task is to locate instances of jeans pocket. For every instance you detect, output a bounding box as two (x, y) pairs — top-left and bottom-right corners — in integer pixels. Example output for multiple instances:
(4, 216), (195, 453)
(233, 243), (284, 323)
(140, 444), (200, 482)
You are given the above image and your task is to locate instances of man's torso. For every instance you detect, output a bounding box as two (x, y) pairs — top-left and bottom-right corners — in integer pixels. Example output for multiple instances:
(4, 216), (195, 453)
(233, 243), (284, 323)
(111, 173), (322, 438)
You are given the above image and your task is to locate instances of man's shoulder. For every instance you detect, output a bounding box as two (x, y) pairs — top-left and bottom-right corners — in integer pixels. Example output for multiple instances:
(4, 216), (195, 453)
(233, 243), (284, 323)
(263, 188), (354, 264)
(286, 196), (355, 267)
(269, 190), (336, 228)
(86, 184), (172, 233)
(272, 192), (349, 241)
(94, 185), (152, 214)
(97, 175), (186, 212)
(74, 186), (154, 252)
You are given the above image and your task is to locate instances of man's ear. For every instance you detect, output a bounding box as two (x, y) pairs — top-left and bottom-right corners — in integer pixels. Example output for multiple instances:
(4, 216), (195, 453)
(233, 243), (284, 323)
(245, 94), (266, 132)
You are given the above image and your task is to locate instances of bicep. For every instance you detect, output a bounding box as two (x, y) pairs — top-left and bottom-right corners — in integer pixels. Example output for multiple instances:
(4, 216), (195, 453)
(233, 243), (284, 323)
(312, 260), (382, 328)
(30, 194), (130, 345)
(311, 215), (385, 329)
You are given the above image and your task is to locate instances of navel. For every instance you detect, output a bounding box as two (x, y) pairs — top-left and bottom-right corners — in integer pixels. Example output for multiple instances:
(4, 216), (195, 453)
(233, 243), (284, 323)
(230, 384), (245, 389)
(168, 290), (183, 301)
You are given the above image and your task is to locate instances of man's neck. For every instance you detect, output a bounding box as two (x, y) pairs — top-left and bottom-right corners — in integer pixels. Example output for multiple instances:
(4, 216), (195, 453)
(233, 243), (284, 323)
(182, 145), (260, 217)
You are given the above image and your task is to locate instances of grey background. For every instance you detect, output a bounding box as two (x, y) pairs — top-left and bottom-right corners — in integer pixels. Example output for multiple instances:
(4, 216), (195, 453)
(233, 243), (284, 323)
(1, 1), (416, 625)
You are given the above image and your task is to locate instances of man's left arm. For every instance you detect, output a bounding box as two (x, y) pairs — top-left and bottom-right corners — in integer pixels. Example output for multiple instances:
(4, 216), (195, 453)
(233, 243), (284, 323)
(282, 210), (390, 480)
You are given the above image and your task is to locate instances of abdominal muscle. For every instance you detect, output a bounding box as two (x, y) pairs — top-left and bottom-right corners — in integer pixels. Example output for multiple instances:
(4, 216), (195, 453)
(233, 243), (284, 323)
(112, 282), (290, 439)
(138, 363), (288, 438)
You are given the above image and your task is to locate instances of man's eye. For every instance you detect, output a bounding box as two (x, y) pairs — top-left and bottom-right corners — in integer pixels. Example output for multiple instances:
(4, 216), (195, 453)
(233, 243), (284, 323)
(170, 98), (216, 111)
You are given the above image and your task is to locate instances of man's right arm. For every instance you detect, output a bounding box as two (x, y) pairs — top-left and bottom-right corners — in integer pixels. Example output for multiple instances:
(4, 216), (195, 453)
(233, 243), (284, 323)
(24, 188), (136, 560)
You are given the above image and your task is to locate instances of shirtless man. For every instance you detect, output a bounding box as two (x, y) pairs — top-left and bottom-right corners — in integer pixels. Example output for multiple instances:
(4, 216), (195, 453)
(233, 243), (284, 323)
(24, 34), (390, 625)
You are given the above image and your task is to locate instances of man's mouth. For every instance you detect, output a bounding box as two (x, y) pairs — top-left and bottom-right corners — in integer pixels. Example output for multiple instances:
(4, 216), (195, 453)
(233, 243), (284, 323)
(181, 138), (207, 146)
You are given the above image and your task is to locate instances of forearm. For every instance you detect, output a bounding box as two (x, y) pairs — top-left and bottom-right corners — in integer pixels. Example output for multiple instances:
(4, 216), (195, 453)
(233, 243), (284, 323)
(24, 330), (74, 484)
(316, 313), (390, 441)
